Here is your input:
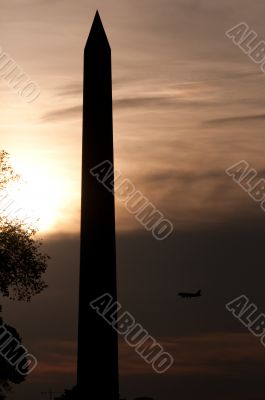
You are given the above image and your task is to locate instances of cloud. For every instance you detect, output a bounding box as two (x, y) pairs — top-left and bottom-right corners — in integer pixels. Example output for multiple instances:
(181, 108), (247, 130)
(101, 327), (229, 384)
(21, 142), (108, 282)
(41, 96), (178, 122)
(24, 332), (265, 383)
(119, 331), (265, 399)
(30, 340), (77, 384)
(4, 228), (265, 399)
(42, 106), (82, 122)
(119, 332), (265, 376)
(205, 114), (265, 125)
(42, 92), (216, 122)
(114, 95), (180, 109)
(56, 83), (82, 97)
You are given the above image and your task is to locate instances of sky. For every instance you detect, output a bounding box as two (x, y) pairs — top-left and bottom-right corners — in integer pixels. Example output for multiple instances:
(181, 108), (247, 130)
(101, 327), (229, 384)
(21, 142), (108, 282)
(1, 0), (265, 399)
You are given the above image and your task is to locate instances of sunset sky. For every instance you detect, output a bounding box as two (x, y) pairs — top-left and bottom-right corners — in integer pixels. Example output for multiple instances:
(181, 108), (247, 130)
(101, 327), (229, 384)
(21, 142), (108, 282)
(1, 0), (265, 399)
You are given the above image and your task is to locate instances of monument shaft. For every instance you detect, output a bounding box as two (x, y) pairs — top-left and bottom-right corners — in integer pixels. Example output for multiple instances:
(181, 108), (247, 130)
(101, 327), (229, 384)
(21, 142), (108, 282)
(77, 12), (119, 399)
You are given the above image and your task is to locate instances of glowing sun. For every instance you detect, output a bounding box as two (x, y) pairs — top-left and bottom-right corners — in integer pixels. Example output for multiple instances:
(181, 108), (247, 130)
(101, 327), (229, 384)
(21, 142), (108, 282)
(6, 160), (68, 233)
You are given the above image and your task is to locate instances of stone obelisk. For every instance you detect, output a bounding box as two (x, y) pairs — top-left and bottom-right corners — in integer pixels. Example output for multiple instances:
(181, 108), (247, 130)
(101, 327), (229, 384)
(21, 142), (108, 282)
(77, 11), (119, 399)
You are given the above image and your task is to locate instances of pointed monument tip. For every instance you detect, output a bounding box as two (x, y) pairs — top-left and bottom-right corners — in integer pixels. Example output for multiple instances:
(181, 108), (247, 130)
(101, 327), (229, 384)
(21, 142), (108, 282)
(92, 10), (104, 30)
(94, 10), (101, 21)
(85, 10), (110, 48)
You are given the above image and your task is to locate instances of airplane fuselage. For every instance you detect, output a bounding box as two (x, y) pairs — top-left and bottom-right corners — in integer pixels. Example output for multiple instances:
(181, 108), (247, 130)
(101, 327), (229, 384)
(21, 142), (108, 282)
(178, 290), (201, 299)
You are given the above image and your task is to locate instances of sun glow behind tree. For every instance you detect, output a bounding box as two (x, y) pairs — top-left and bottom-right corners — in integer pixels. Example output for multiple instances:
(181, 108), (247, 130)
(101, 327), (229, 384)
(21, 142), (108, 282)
(1, 154), (71, 233)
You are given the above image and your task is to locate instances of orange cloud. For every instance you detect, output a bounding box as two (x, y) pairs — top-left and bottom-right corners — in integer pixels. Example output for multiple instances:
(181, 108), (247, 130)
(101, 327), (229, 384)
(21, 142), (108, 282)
(28, 340), (77, 384)
(119, 332), (264, 376)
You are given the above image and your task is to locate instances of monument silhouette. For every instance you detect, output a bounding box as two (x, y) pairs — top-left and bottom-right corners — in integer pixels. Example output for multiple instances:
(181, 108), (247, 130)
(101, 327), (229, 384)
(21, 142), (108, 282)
(77, 11), (119, 399)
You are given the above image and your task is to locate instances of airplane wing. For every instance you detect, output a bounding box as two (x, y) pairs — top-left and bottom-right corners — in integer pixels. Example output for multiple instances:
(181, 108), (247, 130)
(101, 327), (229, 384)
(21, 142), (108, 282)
(178, 292), (199, 298)
(178, 293), (190, 298)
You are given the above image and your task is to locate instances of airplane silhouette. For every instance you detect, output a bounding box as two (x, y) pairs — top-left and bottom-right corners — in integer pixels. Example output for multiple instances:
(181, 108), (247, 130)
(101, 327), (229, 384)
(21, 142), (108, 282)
(178, 289), (202, 299)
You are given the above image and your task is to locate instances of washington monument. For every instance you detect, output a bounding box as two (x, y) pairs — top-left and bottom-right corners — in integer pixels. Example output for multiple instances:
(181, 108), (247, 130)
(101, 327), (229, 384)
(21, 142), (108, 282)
(77, 11), (119, 399)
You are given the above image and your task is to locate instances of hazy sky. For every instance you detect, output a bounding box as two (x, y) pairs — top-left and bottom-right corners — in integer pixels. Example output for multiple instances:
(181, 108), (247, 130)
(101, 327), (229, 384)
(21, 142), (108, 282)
(3, 0), (265, 234)
(1, 0), (265, 399)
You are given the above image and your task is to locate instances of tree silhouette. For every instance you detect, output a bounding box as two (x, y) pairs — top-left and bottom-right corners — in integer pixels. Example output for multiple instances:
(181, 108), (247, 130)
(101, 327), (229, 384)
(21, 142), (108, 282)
(134, 398), (155, 400)
(0, 151), (19, 189)
(0, 316), (28, 399)
(0, 150), (49, 302)
(0, 151), (49, 397)
(0, 217), (48, 301)
(54, 389), (155, 400)
(54, 386), (78, 399)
